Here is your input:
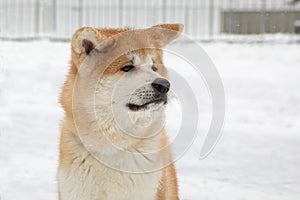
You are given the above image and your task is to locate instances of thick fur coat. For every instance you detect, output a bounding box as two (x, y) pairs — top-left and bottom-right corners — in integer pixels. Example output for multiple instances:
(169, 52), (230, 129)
(58, 24), (183, 200)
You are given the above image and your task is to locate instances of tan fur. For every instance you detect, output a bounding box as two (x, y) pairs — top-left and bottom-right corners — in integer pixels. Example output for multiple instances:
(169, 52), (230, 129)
(58, 24), (183, 200)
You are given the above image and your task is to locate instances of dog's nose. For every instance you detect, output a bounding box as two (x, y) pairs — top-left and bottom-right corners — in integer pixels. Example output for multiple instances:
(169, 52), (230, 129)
(151, 78), (170, 94)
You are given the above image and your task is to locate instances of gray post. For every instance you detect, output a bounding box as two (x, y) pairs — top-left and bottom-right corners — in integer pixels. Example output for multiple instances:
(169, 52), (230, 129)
(260, 0), (266, 35)
(35, 0), (40, 36)
(52, 0), (57, 35)
(78, 0), (83, 27)
(209, 0), (215, 37)
(184, 4), (190, 35)
(118, 0), (123, 26)
(162, 0), (167, 22)
(229, 0), (234, 34)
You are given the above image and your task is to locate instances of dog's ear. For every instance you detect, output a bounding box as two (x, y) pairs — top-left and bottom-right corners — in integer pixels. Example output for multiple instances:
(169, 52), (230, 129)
(72, 27), (104, 55)
(149, 23), (184, 47)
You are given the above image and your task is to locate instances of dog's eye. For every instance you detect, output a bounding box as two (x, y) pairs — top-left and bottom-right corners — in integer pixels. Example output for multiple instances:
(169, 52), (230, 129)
(152, 65), (158, 72)
(121, 65), (135, 72)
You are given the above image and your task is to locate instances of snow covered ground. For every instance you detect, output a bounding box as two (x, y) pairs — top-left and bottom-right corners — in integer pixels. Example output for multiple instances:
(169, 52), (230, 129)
(0, 40), (299, 200)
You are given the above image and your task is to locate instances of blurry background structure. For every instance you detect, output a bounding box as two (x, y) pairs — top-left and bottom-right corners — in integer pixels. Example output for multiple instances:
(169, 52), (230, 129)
(1, 0), (300, 41)
(1, 1), (300, 200)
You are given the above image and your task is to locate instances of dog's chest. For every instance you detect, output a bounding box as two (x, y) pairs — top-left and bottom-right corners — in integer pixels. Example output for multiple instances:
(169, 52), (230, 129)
(59, 160), (161, 200)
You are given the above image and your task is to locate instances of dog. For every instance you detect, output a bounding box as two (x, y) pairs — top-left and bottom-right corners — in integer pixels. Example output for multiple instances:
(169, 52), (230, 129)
(58, 23), (183, 200)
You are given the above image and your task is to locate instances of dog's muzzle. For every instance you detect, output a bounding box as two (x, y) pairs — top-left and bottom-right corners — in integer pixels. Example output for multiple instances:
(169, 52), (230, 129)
(127, 78), (170, 111)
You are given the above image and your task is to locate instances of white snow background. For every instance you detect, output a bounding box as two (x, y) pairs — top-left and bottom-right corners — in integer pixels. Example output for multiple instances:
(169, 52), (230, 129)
(0, 41), (299, 200)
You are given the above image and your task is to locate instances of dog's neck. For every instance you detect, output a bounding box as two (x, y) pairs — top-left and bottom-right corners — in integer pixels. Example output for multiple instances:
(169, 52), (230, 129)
(62, 112), (167, 171)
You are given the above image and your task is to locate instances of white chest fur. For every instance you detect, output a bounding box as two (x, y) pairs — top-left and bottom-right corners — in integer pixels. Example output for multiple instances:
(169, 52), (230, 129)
(58, 155), (162, 200)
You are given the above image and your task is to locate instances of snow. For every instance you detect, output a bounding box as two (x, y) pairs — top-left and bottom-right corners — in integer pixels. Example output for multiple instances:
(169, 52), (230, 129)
(0, 40), (300, 200)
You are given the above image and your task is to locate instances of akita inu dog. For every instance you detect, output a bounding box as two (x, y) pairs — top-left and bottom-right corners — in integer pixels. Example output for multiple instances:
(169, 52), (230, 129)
(58, 23), (183, 200)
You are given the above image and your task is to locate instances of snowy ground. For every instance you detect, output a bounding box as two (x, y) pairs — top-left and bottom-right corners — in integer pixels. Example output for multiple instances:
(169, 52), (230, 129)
(0, 40), (299, 200)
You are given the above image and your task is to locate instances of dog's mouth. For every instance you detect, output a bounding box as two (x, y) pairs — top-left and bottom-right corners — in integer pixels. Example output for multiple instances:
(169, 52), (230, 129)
(126, 96), (167, 111)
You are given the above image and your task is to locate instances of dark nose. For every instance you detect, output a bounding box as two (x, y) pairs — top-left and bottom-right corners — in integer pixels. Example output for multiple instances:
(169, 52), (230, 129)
(151, 78), (170, 94)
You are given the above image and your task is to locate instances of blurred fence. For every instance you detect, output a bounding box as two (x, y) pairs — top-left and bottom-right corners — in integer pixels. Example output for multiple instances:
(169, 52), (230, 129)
(1, 0), (300, 42)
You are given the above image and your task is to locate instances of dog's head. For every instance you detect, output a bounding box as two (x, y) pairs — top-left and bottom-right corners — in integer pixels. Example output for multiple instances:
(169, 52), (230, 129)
(65, 24), (183, 137)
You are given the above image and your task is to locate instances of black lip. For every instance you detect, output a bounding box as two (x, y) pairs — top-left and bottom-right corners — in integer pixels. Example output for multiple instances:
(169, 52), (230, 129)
(126, 98), (167, 111)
